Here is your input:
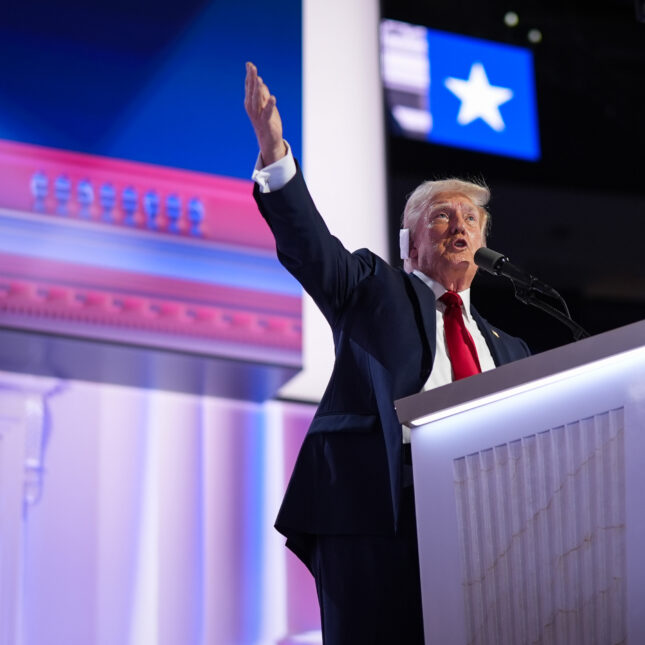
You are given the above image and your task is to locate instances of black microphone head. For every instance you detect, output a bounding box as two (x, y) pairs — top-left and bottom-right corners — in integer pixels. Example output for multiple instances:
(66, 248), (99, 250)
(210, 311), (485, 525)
(474, 247), (507, 274)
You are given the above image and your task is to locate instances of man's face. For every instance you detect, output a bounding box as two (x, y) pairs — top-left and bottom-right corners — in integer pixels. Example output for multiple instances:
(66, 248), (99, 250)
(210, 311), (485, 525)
(410, 191), (485, 290)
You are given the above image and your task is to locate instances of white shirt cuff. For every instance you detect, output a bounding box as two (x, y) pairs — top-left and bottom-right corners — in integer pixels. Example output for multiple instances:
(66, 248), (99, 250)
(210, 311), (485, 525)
(251, 142), (297, 193)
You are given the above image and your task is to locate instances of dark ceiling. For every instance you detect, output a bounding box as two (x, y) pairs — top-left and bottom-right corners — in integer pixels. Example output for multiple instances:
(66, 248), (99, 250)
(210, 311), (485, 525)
(381, 0), (645, 352)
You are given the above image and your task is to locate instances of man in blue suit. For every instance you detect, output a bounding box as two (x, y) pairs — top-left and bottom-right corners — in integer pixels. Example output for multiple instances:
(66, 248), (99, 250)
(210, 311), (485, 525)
(245, 62), (530, 644)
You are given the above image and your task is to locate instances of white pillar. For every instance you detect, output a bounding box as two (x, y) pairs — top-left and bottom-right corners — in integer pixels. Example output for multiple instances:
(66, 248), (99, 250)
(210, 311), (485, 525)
(0, 374), (58, 645)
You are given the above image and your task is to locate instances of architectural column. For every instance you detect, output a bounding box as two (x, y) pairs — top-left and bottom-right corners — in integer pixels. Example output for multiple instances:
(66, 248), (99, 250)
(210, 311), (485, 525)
(0, 375), (56, 645)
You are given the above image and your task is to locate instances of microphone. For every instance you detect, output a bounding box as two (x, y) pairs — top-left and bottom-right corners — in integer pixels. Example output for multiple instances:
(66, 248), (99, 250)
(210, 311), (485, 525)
(474, 247), (557, 296)
(474, 247), (590, 340)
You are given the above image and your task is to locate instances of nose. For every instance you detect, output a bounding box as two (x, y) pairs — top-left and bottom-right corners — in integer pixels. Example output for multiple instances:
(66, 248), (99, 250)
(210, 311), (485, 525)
(450, 211), (467, 234)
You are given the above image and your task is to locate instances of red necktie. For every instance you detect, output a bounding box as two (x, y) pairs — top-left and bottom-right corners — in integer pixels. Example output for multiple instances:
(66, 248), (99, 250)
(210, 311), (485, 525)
(439, 291), (481, 380)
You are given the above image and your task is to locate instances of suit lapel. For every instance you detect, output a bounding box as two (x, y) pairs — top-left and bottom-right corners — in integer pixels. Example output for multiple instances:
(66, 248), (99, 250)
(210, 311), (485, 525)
(471, 305), (507, 366)
(407, 272), (437, 362)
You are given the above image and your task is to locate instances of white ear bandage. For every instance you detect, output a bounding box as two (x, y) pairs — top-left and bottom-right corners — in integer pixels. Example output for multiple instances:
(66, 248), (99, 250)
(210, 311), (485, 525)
(399, 228), (410, 260)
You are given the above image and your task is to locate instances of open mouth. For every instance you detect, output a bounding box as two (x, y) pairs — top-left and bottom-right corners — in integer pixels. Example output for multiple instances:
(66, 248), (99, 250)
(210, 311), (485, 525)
(453, 239), (468, 250)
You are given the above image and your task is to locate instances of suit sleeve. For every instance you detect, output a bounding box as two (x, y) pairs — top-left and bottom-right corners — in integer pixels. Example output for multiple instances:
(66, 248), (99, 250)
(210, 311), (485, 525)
(253, 163), (375, 327)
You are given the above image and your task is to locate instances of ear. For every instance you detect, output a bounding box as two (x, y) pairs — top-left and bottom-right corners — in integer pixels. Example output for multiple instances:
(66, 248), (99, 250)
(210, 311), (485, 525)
(409, 235), (418, 259)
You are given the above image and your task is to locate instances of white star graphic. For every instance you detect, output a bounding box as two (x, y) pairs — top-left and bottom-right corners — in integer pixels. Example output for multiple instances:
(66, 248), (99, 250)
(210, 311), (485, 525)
(444, 62), (514, 132)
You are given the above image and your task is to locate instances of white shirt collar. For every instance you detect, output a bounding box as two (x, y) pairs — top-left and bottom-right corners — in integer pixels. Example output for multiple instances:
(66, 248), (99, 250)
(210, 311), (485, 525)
(411, 270), (473, 321)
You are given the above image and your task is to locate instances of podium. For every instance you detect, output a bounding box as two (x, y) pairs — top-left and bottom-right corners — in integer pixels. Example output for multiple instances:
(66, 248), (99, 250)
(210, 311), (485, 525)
(396, 319), (645, 645)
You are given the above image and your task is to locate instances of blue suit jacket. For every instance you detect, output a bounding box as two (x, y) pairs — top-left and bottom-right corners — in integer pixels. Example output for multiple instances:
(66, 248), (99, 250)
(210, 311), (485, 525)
(254, 165), (530, 564)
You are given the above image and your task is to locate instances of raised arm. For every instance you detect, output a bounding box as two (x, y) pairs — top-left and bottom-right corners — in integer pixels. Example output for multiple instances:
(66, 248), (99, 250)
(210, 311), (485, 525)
(245, 64), (376, 325)
(244, 62), (288, 166)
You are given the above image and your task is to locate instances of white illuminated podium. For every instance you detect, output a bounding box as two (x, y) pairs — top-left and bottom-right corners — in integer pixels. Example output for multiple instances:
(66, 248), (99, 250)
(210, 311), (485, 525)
(396, 320), (645, 645)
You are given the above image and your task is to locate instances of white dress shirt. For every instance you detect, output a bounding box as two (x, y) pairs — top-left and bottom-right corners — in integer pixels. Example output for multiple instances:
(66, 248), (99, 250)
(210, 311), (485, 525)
(412, 271), (496, 388)
(252, 143), (296, 193)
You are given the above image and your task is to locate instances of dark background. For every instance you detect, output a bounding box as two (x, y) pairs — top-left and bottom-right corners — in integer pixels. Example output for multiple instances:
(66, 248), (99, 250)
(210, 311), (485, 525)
(381, 0), (645, 353)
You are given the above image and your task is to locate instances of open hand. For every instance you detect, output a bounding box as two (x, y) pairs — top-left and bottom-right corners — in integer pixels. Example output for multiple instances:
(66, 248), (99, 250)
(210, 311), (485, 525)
(244, 62), (287, 166)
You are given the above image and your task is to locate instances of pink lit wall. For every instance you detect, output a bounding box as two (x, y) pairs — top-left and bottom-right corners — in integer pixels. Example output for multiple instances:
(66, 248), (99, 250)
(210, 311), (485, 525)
(1, 372), (318, 644)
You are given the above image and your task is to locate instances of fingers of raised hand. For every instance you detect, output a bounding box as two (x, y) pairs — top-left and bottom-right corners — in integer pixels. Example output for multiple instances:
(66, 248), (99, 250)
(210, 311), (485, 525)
(260, 95), (276, 123)
(245, 63), (271, 120)
(255, 76), (267, 107)
(244, 63), (260, 115)
(244, 62), (254, 102)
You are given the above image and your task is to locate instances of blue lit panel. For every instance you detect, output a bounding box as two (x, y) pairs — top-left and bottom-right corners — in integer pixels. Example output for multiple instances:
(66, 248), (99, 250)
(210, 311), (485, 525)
(381, 20), (540, 161)
(0, 0), (302, 180)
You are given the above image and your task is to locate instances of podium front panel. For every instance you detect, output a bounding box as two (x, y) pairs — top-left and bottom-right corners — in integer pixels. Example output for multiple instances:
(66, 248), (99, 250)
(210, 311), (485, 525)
(410, 342), (645, 645)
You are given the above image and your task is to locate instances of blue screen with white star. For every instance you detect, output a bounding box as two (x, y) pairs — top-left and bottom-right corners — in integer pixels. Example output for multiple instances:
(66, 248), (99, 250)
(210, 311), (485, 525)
(427, 29), (539, 160)
(382, 21), (540, 161)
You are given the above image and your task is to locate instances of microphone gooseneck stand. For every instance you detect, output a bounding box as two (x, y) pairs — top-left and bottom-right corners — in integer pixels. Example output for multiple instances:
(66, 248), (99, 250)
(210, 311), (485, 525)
(511, 281), (590, 341)
(474, 247), (590, 341)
